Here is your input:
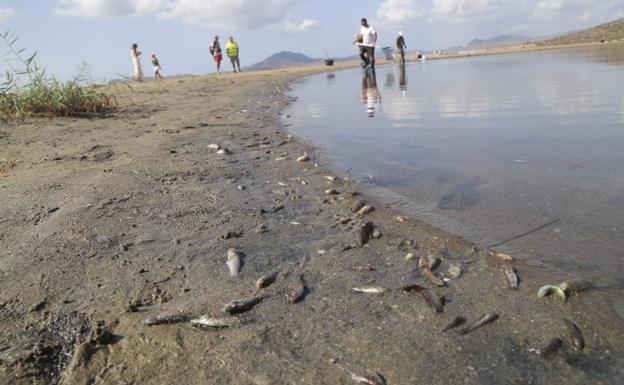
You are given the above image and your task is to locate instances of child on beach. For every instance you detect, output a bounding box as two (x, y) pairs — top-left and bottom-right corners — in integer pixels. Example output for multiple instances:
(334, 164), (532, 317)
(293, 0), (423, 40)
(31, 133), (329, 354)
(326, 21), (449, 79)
(210, 36), (223, 74)
(151, 53), (163, 79)
(131, 43), (143, 81)
(226, 36), (242, 73)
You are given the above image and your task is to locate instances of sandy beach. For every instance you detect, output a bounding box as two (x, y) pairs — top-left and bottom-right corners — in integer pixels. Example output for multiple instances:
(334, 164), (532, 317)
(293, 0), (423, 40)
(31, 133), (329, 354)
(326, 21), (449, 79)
(1, 62), (624, 385)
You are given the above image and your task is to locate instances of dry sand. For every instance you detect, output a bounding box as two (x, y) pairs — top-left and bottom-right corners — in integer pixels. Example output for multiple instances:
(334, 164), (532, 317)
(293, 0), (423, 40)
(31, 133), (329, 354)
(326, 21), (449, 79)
(1, 63), (623, 385)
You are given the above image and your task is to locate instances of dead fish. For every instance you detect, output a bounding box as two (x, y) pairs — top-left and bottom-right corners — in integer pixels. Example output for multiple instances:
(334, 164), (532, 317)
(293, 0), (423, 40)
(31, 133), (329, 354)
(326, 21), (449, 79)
(489, 250), (514, 262)
(423, 268), (446, 287)
(353, 264), (375, 272)
(418, 254), (439, 271)
(256, 271), (279, 289)
(207, 143), (221, 150)
(223, 296), (264, 314)
(144, 314), (190, 326)
(285, 275), (306, 304)
(358, 222), (375, 246)
(216, 148), (232, 155)
(539, 338), (563, 357)
(400, 284), (443, 312)
(325, 189), (340, 195)
(564, 318), (585, 351)
(330, 358), (386, 385)
(331, 217), (352, 228)
(351, 199), (367, 213)
(447, 263), (463, 279)
(404, 253), (416, 262)
(559, 279), (593, 296)
(226, 248), (242, 277)
(352, 286), (388, 294)
(460, 312), (499, 334)
(296, 153), (310, 162)
(190, 316), (242, 328)
(325, 175), (337, 182)
(441, 316), (466, 333)
(538, 285), (567, 303)
(357, 205), (375, 216)
(503, 264), (519, 289)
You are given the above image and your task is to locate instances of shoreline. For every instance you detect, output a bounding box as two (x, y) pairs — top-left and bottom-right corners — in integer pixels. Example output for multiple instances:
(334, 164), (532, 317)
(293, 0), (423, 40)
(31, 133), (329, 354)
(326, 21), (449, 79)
(1, 60), (623, 384)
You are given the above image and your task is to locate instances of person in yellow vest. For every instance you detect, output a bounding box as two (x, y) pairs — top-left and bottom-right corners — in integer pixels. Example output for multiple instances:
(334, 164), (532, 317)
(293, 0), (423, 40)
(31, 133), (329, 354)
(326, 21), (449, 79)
(226, 37), (241, 73)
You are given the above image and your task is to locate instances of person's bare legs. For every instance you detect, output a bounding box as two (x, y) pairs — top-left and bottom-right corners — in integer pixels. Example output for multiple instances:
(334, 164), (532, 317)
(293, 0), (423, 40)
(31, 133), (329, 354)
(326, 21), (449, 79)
(217, 61), (221, 74)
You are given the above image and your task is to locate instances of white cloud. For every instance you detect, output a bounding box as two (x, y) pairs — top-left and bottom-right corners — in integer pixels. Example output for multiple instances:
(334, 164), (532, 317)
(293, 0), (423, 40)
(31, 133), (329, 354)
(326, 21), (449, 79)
(375, 0), (623, 29)
(0, 7), (16, 22)
(54, 0), (301, 29)
(376, 0), (424, 26)
(282, 19), (320, 33)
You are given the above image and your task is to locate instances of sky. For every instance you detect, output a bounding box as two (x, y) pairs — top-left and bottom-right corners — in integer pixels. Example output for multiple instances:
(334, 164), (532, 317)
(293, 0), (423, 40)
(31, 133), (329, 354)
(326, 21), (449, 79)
(0, 0), (622, 81)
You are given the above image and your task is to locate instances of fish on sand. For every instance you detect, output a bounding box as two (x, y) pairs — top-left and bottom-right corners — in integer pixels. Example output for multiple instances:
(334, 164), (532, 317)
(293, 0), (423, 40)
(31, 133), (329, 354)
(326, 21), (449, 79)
(330, 358), (386, 385)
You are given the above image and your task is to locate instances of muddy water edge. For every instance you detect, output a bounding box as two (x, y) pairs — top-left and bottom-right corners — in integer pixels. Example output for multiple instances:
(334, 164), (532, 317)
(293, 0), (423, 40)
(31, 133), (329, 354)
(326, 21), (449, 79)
(0, 64), (623, 385)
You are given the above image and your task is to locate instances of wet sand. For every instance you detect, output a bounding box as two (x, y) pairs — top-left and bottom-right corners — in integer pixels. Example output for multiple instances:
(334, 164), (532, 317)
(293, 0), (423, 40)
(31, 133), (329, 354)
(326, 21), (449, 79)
(1, 64), (623, 385)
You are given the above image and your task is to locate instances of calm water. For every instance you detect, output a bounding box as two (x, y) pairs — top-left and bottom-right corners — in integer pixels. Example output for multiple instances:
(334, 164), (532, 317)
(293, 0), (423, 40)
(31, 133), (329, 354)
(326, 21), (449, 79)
(286, 44), (624, 282)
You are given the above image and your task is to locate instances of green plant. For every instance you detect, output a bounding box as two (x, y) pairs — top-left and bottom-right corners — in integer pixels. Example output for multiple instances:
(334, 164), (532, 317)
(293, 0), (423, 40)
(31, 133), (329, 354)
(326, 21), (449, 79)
(0, 30), (115, 121)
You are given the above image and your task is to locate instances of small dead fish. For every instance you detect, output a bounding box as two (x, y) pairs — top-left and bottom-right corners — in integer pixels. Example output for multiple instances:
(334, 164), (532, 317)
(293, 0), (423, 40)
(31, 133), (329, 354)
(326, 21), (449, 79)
(404, 253), (416, 262)
(296, 153), (310, 162)
(539, 338), (563, 357)
(564, 318), (585, 351)
(559, 279), (593, 296)
(460, 312), (499, 334)
(353, 264), (375, 272)
(503, 264), (519, 289)
(352, 286), (388, 294)
(418, 254), (439, 271)
(358, 222), (375, 246)
(223, 296), (264, 315)
(331, 217), (352, 228)
(538, 285), (567, 303)
(423, 268), (446, 287)
(190, 316), (242, 328)
(285, 275), (306, 304)
(330, 358), (386, 385)
(489, 250), (514, 262)
(325, 175), (337, 182)
(144, 314), (190, 326)
(351, 199), (367, 213)
(216, 148), (232, 155)
(357, 205), (375, 216)
(256, 271), (279, 289)
(226, 248), (242, 277)
(207, 143), (221, 150)
(441, 316), (466, 333)
(274, 157), (287, 161)
(325, 189), (340, 195)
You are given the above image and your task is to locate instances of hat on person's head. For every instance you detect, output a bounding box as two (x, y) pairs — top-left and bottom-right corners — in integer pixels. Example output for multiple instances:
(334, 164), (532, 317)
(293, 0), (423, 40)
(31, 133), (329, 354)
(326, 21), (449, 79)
(398, 31), (403, 36)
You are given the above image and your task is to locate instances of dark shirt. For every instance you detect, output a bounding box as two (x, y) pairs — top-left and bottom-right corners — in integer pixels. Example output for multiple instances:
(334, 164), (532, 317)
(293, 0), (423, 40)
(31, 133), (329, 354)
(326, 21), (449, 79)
(396, 36), (406, 49)
(211, 40), (222, 55)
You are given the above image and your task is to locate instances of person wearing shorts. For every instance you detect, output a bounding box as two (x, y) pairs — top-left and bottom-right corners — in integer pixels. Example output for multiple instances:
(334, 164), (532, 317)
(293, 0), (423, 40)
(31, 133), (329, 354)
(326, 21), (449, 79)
(151, 53), (163, 79)
(210, 36), (223, 74)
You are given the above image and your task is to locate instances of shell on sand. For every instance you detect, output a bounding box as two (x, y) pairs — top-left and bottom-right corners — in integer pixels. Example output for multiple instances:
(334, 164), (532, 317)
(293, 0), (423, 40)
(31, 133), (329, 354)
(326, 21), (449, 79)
(227, 248), (242, 277)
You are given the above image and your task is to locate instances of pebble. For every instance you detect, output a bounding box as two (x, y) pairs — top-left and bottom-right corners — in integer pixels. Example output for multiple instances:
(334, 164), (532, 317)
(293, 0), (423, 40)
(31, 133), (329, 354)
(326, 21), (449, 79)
(207, 144), (221, 150)
(217, 148), (231, 155)
(325, 189), (339, 195)
(296, 153), (310, 162)
(405, 253), (415, 262)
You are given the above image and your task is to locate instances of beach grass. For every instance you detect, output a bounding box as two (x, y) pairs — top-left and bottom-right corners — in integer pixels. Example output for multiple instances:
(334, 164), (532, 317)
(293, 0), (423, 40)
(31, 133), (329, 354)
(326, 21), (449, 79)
(0, 30), (114, 122)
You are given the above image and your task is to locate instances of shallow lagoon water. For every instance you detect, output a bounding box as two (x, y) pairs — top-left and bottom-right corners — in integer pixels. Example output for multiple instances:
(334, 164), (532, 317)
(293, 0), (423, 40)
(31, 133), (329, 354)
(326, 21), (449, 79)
(286, 44), (624, 284)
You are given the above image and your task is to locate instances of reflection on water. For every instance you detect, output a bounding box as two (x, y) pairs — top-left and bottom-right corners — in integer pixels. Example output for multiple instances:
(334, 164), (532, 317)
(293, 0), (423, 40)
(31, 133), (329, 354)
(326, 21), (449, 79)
(287, 44), (624, 283)
(360, 70), (382, 117)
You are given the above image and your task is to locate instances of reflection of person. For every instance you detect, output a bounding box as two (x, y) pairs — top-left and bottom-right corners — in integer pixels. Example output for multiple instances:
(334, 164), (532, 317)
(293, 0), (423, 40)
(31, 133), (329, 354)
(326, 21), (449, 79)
(353, 18), (377, 69)
(396, 31), (407, 63)
(130, 43), (143, 81)
(399, 64), (407, 93)
(151, 53), (163, 79)
(226, 37), (241, 73)
(210, 36), (223, 74)
(361, 70), (381, 117)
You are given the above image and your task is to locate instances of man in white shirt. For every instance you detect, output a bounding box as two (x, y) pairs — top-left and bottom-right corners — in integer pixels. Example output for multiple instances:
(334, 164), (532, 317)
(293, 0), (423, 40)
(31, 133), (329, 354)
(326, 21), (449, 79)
(354, 18), (377, 69)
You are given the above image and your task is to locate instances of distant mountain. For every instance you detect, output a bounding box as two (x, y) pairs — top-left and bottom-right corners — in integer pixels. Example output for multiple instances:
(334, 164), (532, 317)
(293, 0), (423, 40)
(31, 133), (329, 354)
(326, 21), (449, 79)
(447, 35), (538, 52)
(245, 51), (322, 71)
(539, 18), (624, 46)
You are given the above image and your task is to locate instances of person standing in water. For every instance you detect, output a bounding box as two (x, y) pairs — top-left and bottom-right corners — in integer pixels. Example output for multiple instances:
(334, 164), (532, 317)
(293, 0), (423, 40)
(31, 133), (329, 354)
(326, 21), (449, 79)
(130, 43), (143, 81)
(354, 18), (377, 69)
(396, 31), (407, 64)
(210, 36), (223, 74)
(226, 37), (241, 73)
(151, 53), (163, 79)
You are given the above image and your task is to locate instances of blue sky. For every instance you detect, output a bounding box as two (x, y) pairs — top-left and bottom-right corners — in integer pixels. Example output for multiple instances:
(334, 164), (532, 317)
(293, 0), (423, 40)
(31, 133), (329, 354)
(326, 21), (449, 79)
(0, 0), (622, 81)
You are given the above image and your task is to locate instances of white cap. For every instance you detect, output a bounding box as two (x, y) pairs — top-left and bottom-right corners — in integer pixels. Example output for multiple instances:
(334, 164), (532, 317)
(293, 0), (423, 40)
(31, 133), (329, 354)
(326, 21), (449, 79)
(398, 31), (403, 36)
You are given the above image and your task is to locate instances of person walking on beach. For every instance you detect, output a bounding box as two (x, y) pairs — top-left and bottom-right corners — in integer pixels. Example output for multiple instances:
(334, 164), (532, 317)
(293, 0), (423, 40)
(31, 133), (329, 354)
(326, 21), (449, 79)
(130, 43), (143, 81)
(353, 18), (377, 69)
(210, 35), (223, 74)
(226, 36), (242, 73)
(151, 53), (163, 79)
(396, 31), (407, 64)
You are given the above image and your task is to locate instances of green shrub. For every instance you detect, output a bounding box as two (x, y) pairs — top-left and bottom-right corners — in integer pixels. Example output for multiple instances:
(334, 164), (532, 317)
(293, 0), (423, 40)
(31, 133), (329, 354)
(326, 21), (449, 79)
(0, 30), (115, 121)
